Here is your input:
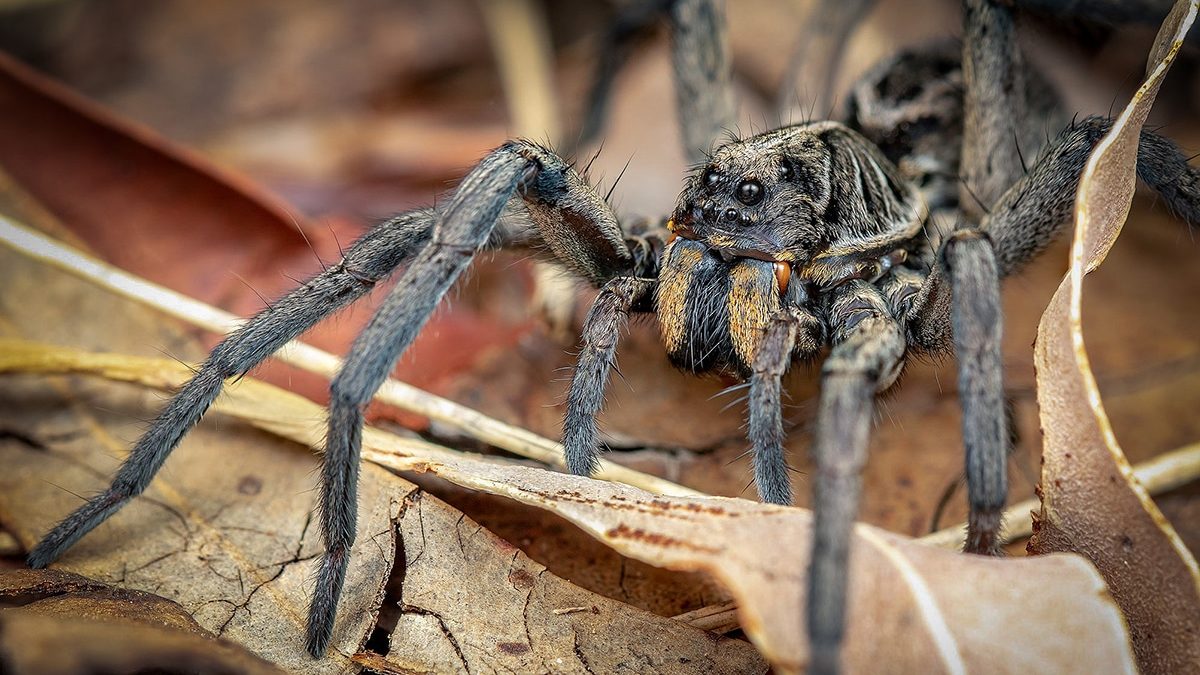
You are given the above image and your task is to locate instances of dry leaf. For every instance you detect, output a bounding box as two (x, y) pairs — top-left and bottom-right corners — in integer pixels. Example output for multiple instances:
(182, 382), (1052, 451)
(361, 488), (765, 674)
(0, 568), (284, 675)
(0, 240), (398, 673)
(0, 340), (1141, 674)
(1, 567), (208, 637)
(1029, 1), (1200, 673)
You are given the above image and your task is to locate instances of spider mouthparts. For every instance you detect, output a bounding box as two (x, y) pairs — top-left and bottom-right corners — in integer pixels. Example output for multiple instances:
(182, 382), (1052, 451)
(774, 261), (791, 295)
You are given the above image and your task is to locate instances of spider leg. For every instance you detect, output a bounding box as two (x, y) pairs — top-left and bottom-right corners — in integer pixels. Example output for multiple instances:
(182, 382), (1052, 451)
(569, 0), (670, 154)
(669, 0), (735, 163)
(777, 0), (877, 122)
(306, 145), (538, 656)
(568, 0), (734, 163)
(910, 116), (1200, 349)
(808, 280), (905, 675)
(309, 140), (657, 655)
(942, 231), (1007, 554)
(27, 209), (436, 570)
(562, 276), (656, 475)
(747, 305), (824, 505)
(960, 0), (1031, 220)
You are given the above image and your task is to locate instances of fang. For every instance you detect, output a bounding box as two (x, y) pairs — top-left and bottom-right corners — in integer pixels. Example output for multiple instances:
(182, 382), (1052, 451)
(774, 261), (791, 295)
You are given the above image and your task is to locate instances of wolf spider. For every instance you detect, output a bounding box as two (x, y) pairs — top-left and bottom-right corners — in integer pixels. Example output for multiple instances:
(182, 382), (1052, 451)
(27, 0), (1200, 671)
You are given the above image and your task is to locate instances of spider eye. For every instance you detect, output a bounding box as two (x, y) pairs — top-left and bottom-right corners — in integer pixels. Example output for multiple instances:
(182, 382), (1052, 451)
(778, 161), (794, 180)
(703, 167), (721, 188)
(736, 179), (763, 206)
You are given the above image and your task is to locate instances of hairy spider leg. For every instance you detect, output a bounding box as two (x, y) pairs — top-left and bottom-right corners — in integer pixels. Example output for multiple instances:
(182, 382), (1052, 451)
(960, 0), (1031, 220)
(668, 0), (736, 164)
(307, 146), (538, 656)
(27, 208), (436, 568)
(571, 0), (734, 163)
(562, 276), (657, 476)
(308, 138), (658, 655)
(747, 304), (824, 505)
(807, 281), (905, 674)
(943, 232), (1007, 554)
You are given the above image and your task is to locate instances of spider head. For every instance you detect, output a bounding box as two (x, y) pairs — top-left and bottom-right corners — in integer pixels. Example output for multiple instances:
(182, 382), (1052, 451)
(669, 122), (925, 287)
(657, 123), (925, 376)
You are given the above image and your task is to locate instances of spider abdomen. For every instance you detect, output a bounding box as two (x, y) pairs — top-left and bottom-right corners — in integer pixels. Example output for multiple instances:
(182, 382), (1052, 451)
(656, 238), (780, 377)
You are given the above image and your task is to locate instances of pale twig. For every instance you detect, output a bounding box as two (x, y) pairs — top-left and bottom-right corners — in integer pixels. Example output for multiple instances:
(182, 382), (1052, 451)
(477, 0), (580, 340)
(477, 0), (561, 142)
(0, 215), (703, 497)
(920, 442), (1200, 550)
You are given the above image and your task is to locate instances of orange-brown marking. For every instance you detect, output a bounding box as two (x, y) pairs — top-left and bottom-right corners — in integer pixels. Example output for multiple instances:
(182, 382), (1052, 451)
(727, 261), (779, 369)
(657, 241), (700, 355)
(774, 262), (791, 295)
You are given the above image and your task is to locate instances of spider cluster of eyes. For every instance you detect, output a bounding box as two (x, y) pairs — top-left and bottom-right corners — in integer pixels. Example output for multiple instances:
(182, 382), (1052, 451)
(664, 162), (800, 293)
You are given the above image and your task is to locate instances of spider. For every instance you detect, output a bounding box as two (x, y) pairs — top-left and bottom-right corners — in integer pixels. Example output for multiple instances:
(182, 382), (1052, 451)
(25, 0), (1200, 671)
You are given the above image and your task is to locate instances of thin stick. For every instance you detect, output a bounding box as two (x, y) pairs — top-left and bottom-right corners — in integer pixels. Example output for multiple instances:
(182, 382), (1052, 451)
(477, 0), (561, 142)
(920, 442), (1200, 549)
(0, 215), (703, 497)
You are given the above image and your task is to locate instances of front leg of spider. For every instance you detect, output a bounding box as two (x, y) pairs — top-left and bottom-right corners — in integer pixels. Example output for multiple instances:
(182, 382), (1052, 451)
(305, 144), (540, 656)
(807, 281), (905, 674)
(307, 139), (652, 656)
(747, 296), (824, 505)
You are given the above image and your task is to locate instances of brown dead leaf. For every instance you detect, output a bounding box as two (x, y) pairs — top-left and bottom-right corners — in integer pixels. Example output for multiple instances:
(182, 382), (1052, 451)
(1029, 1), (1200, 673)
(0, 568), (283, 674)
(364, 488), (765, 674)
(0, 50), (529, 428)
(0, 341), (1140, 674)
(0, 240), (398, 673)
(1, 567), (206, 636)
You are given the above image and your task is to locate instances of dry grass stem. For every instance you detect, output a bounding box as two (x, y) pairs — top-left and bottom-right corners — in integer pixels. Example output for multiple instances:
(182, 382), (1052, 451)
(919, 441), (1200, 549)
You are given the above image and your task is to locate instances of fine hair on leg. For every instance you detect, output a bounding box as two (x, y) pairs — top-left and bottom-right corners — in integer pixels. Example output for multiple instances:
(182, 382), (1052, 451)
(306, 146), (536, 656)
(747, 305), (823, 505)
(562, 276), (655, 476)
(943, 230), (1007, 554)
(27, 209), (436, 570)
(807, 281), (905, 675)
(668, 0), (735, 164)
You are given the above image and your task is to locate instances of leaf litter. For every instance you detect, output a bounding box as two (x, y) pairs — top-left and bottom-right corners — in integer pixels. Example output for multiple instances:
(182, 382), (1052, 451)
(0, 567), (283, 674)
(1028, 2), (1200, 673)
(0, 336), (1137, 673)
(2, 0), (1200, 667)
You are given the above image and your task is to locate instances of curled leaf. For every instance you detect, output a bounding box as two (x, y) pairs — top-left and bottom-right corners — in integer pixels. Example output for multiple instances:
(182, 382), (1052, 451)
(1029, 1), (1200, 673)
